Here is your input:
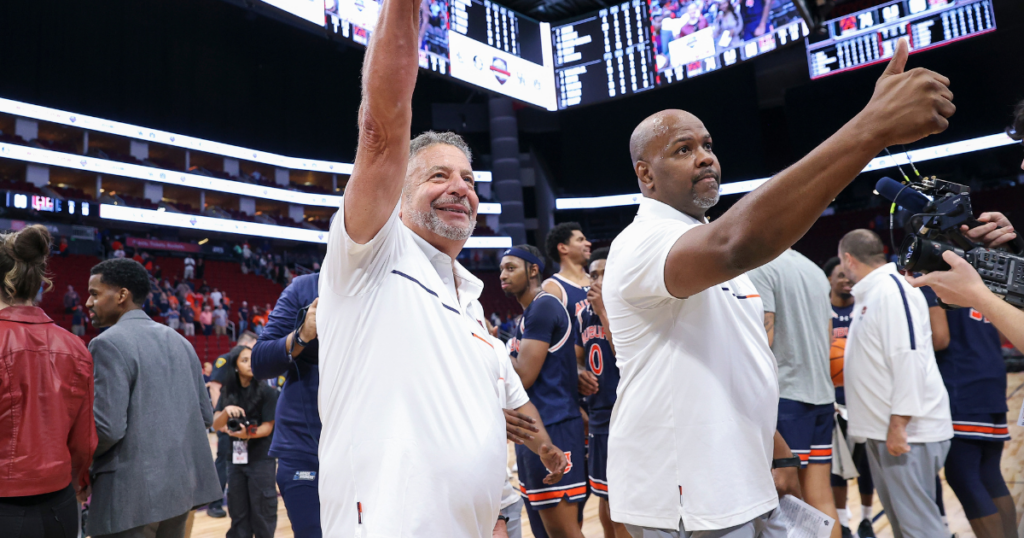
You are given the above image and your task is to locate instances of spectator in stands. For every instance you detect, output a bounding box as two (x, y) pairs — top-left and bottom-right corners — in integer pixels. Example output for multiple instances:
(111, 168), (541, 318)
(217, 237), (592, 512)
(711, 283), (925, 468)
(64, 284), (80, 313)
(71, 305), (86, 337)
(167, 305), (180, 331)
(253, 317), (265, 337)
(196, 257), (205, 279)
(183, 255), (196, 279)
(238, 301), (250, 334)
(212, 350), (280, 538)
(0, 224), (96, 536)
(59, 236), (69, 257)
(111, 239), (125, 259)
(157, 291), (170, 314)
(181, 303), (196, 336)
(168, 292), (180, 312)
(213, 304), (228, 336)
(208, 332), (260, 520)
(85, 258), (221, 537)
(153, 265), (162, 280)
(257, 255), (267, 276)
(176, 279), (191, 301)
(251, 273), (322, 538)
(211, 287), (223, 307)
(264, 303), (273, 320)
(200, 305), (214, 336)
(203, 362), (213, 384)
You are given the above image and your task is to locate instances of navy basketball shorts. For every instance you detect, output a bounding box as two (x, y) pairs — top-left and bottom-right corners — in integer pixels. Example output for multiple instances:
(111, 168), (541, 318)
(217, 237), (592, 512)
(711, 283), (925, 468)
(516, 417), (588, 510)
(587, 432), (610, 499)
(777, 398), (834, 468)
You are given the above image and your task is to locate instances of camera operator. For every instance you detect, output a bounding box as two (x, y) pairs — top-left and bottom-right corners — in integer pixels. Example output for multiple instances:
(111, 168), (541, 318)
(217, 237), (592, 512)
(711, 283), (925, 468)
(212, 344), (279, 538)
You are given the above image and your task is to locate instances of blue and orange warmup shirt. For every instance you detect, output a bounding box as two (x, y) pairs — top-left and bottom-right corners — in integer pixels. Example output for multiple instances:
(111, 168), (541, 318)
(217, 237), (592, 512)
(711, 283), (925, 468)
(831, 303), (854, 405)
(921, 287), (1010, 442)
(508, 292), (581, 427)
(577, 305), (619, 435)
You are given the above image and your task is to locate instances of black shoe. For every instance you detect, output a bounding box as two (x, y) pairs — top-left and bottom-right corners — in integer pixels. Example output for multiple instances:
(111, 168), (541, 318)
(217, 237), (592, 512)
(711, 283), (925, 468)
(857, 518), (875, 538)
(207, 505), (227, 518)
(840, 525), (852, 538)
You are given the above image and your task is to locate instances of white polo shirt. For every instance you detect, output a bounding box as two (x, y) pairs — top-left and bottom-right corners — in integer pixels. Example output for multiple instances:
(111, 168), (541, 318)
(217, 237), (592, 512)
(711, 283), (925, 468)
(317, 203), (506, 538)
(844, 263), (952, 443)
(603, 197), (779, 531)
(490, 334), (530, 510)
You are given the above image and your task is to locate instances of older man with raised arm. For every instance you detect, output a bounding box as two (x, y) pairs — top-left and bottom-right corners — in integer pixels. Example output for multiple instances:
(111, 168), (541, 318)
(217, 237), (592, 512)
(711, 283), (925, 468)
(602, 39), (955, 538)
(315, 0), (507, 536)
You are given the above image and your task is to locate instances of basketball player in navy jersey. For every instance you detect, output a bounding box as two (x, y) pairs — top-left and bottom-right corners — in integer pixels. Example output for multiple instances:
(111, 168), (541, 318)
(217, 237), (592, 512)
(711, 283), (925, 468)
(920, 286), (1016, 538)
(823, 257), (875, 538)
(500, 244), (587, 538)
(543, 222), (592, 326)
(574, 247), (629, 538)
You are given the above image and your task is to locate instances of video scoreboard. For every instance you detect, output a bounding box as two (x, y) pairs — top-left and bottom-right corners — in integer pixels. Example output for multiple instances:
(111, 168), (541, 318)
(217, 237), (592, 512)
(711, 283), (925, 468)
(250, 0), (997, 109)
(551, 0), (655, 109)
(806, 0), (995, 79)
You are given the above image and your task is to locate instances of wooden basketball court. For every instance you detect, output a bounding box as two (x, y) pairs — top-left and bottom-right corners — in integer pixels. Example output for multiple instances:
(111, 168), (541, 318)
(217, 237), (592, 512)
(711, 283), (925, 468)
(191, 372), (1024, 538)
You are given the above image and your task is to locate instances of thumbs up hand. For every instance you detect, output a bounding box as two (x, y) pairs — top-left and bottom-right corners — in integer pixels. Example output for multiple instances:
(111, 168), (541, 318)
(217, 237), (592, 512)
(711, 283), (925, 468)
(860, 38), (955, 147)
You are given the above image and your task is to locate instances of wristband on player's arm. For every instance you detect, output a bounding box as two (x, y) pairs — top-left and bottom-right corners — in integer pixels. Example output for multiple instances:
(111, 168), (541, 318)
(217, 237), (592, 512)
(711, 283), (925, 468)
(772, 456), (801, 469)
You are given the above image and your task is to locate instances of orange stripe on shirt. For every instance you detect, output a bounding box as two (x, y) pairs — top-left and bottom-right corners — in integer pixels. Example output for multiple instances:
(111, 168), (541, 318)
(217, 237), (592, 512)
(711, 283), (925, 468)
(809, 449), (832, 457)
(472, 333), (494, 348)
(589, 480), (608, 492)
(526, 486), (588, 501)
(953, 424), (1009, 435)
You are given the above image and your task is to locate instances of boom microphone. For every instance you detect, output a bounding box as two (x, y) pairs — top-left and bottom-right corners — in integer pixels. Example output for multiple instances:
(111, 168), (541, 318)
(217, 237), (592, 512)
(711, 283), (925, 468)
(874, 176), (930, 212)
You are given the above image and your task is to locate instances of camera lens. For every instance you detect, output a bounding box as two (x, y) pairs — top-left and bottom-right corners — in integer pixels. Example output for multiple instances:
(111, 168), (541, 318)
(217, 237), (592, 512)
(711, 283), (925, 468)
(227, 417), (241, 432)
(899, 236), (963, 272)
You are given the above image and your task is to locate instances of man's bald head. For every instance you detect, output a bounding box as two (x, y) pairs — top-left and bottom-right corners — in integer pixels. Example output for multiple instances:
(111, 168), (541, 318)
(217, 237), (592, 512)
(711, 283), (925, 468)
(629, 110), (702, 165)
(628, 109), (721, 219)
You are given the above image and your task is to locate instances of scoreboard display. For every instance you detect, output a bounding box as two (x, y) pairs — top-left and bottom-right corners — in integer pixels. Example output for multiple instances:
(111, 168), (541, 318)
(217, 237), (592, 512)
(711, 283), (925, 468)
(806, 0), (996, 79)
(252, 0), (997, 109)
(551, 0), (655, 109)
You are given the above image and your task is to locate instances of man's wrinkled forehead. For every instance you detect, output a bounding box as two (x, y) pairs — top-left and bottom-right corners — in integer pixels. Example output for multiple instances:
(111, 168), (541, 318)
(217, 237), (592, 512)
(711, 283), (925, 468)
(407, 144), (473, 180)
(658, 114), (710, 151)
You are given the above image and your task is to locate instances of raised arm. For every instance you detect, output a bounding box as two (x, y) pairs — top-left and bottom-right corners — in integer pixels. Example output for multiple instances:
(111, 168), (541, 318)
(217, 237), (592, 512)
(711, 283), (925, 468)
(344, 0), (422, 244)
(664, 40), (954, 298)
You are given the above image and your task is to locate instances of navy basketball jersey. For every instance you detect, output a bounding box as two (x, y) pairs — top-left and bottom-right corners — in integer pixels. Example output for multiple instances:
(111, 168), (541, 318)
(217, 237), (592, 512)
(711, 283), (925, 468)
(551, 273), (590, 335)
(578, 306), (619, 434)
(508, 292), (582, 427)
(830, 303), (854, 404)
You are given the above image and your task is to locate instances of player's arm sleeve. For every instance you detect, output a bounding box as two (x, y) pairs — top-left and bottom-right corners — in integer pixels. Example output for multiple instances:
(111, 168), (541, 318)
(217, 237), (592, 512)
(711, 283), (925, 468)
(746, 263), (776, 313)
(522, 298), (571, 349)
(618, 221), (693, 308)
(881, 281), (934, 417)
(251, 282), (306, 380)
(319, 201), (405, 298)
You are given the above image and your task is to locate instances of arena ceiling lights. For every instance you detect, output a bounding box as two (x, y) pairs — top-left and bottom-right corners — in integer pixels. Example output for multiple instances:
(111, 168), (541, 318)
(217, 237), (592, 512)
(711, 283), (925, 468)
(0, 96), (494, 183)
(99, 204), (512, 248)
(554, 132), (1020, 210)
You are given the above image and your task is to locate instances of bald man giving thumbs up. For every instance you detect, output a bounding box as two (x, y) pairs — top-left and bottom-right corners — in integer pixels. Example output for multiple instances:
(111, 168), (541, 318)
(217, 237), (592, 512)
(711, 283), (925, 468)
(601, 39), (953, 538)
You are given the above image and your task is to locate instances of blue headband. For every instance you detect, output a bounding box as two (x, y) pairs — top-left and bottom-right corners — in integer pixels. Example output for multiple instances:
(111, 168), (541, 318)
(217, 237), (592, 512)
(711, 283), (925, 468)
(502, 247), (545, 273)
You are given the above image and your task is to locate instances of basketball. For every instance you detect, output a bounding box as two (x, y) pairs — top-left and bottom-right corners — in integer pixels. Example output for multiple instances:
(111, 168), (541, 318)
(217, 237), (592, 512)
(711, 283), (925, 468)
(830, 339), (846, 386)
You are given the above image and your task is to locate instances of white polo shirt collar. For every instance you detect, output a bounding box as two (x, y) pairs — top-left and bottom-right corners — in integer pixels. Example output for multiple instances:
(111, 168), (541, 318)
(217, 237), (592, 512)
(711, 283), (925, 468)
(850, 262), (897, 298)
(408, 227), (483, 309)
(637, 196), (707, 225)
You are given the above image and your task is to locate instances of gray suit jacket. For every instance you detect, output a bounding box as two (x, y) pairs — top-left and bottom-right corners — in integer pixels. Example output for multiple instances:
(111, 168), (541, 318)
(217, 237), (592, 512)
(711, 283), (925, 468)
(88, 310), (221, 536)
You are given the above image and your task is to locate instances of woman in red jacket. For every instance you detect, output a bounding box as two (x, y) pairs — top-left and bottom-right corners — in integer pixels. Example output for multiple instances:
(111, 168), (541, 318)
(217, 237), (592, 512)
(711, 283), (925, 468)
(0, 224), (97, 538)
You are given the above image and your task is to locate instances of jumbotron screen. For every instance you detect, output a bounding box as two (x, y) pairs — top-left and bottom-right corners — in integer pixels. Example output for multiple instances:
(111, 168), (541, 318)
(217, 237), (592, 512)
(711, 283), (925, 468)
(805, 0), (996, 79)
(253, 0), (811, 110)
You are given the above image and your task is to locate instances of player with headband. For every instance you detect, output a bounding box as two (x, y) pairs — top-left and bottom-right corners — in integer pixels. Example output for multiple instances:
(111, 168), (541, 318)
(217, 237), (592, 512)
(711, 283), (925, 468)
(501, 245), (587, 538)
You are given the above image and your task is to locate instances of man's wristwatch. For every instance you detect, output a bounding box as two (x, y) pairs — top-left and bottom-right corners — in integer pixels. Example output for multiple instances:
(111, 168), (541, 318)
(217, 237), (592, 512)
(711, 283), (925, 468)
(496, 514), (510, 524)
(294, 329), (311, 348)
(772, 456), (802, 469)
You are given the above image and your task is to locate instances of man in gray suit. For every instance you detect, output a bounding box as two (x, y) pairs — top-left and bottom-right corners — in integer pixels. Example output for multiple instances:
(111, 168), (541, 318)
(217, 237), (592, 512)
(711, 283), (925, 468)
(85, 258), (221, 538)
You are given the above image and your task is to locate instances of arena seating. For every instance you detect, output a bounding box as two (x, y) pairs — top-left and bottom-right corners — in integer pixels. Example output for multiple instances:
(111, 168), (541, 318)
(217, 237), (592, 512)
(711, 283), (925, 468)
(42, 254), (285, 364)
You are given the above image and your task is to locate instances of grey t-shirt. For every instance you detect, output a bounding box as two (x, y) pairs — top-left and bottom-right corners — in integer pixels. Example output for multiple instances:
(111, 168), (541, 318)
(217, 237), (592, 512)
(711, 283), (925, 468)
(747, 249), (834, 405)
